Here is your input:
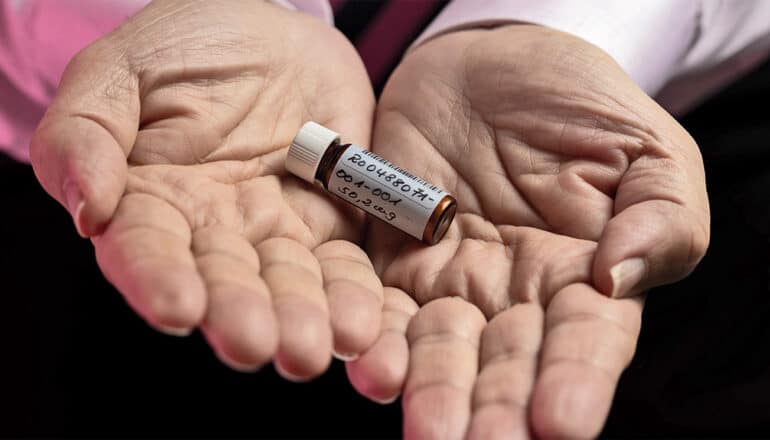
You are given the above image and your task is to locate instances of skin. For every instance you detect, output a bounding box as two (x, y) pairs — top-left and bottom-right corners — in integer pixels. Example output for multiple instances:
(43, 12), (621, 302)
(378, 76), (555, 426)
(29, 1), (711, 438)
(347, 26), (710, 439)
(30, 0), (383, 379)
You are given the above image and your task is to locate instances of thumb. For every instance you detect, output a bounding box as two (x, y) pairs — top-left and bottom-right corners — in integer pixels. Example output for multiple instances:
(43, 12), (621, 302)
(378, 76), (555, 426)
(30, 40), (139, 237)
(593, 125), (710, 298)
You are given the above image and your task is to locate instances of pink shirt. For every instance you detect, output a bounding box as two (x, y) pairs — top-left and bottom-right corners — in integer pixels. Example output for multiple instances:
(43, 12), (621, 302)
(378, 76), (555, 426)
(1, 0), (769, 162)
(0, 0), (148, 162)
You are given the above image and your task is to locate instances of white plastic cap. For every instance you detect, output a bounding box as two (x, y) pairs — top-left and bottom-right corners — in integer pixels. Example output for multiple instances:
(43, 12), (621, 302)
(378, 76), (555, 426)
(285, 121), (341, 183)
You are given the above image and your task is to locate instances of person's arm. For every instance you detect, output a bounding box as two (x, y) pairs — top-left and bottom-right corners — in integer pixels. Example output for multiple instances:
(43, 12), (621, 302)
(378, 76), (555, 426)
(414, 0), (770, 109)
(0, 0), (331, 162)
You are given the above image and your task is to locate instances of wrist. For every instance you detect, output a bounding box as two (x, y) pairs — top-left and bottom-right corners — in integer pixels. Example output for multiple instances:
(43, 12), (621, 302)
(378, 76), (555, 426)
(414, 0), (699, 95)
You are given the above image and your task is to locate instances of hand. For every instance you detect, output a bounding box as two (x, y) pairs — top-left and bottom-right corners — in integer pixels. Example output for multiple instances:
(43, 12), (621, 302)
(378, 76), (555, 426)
(30, 0), (382, 379)
(348, 25), (709, 438)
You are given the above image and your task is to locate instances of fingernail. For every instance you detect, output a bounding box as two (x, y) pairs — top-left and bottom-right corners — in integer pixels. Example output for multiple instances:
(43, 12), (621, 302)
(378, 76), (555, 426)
(332, 349), (360, 362)
(609, 258), (646, 298)
(63, 179), (86, 237)
(274, 362), (311, 383)
(219, 356), (260, 373)
(155, 325), (193, 337)
(371, 395), (399, 405)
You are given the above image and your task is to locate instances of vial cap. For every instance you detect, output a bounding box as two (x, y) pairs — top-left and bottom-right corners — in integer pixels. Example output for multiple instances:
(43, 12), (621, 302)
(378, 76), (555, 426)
(286, 121), (340, 183)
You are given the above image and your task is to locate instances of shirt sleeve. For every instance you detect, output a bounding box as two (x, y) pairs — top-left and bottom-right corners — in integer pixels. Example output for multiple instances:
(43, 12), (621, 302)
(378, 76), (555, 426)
(414, 0), (770, 99)
(271, 0), (333, 24)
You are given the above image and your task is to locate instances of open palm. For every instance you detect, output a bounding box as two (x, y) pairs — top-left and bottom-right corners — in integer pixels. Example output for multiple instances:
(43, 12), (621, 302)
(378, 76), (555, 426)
(349, 25), (710, 439)
(30, 0), (383, 379)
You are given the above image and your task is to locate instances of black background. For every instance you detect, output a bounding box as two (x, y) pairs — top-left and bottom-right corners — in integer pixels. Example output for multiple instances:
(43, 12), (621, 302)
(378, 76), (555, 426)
(2, 3), (770, 437)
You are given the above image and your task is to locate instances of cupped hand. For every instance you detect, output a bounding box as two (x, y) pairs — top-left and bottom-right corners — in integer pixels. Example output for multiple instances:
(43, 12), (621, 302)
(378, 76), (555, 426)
(30, 0), (382, 379)
(348, 25), (709, 438)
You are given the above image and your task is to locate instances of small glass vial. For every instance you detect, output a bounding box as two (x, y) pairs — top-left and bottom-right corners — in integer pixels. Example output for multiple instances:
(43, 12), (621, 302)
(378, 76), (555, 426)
(286, 122), (457, 245)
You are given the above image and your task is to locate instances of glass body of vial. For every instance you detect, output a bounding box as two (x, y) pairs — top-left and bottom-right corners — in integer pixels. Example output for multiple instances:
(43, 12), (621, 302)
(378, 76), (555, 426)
(285, 121), (457, 245)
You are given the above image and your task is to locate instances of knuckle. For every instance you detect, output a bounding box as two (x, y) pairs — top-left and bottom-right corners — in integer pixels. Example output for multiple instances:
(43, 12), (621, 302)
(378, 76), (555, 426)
(316, 239), (369, 262)
(66, 38), (116, 76)
(384, 287), (419, 316)
(407, 297), (486, 341)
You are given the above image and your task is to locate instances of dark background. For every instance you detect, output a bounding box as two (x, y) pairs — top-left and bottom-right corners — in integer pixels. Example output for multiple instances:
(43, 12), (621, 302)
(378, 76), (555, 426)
(2, 2), (770, 437)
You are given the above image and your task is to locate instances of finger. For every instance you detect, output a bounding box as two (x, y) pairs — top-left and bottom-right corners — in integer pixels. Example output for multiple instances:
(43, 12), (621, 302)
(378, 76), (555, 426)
(93, 193), (206, 335)
(257, 237), (332, 380)
(593, 125), (710, 298)
(195, 226), (278, 372)
(314, 240), (384, 360)
(467, 303), (544, 440)
(346, 287), (418, 404)
(403, 298), (486, 440)
(530, 283), (643, 439)
(30, 39), (139, 237)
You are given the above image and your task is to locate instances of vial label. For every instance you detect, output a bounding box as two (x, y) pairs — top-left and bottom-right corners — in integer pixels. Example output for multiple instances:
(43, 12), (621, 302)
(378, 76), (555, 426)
(327, 145), (446, 239)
